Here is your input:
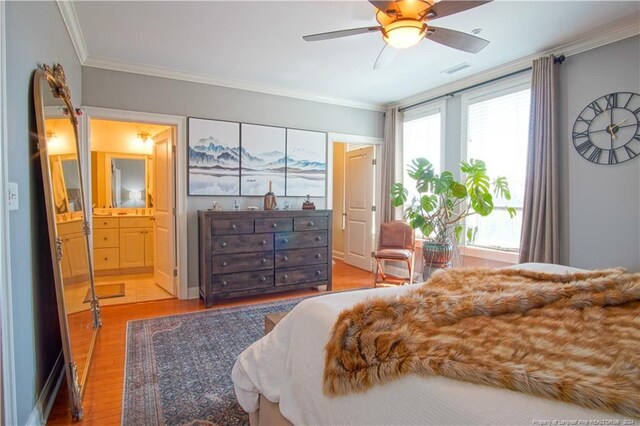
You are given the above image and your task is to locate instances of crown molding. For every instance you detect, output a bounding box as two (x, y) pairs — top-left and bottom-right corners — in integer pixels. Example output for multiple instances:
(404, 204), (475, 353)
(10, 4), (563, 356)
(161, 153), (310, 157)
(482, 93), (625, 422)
(391, 15), (640, 109)
(56, 0), (87, 63)
(82, 56), (386, 112)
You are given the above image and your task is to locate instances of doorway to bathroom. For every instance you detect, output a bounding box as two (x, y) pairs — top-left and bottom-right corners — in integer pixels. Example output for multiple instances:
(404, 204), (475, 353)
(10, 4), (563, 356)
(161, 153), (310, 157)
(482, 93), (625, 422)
(78, 117), (179, 308)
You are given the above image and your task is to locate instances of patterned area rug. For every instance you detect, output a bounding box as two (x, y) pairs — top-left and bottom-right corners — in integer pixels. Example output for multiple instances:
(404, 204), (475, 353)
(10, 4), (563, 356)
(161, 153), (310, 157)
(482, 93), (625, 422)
(122, 297), (311, 425)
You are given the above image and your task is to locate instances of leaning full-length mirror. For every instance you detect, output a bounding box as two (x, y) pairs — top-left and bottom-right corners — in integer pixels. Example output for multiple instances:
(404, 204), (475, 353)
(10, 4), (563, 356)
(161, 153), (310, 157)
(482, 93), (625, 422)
(33, 64), (101, 420)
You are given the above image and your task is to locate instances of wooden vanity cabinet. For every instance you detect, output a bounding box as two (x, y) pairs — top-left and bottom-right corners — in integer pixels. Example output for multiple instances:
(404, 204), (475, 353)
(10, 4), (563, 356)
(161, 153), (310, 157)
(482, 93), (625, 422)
(198, 210), (332, 307)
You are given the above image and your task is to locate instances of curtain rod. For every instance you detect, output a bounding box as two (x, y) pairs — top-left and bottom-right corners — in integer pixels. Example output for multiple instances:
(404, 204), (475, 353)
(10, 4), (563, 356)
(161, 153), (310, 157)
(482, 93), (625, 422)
(398, 55), (566, 113)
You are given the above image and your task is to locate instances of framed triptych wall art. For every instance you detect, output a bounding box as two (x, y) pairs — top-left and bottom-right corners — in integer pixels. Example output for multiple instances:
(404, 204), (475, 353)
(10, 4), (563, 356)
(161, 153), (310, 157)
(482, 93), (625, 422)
(188, 118), (240, 196)
(188, 117), (327, 197)
(285, 129), (327, 197)
(240, 124), (286, 196)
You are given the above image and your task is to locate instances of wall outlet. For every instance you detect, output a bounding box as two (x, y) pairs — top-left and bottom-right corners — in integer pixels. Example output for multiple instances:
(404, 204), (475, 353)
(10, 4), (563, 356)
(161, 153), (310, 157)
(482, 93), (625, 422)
(7, 182), (18, 211)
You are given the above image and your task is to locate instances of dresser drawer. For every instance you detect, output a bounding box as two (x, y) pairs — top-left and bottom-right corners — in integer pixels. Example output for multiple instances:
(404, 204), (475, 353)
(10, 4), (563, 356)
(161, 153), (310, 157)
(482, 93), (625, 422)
(93, 228), (119, 248)
(275, 230), (327, 250)
(294, 216), (328, 231)
(211, 219), (254, 235)
(276, 265), (328, 286)
(275, 247), (327, 268)
(211, 271), (274, 292)
(94, 248), (119, 270)
(119, 217), (154, 228)
(211, 233), (273, 254)
(93, 217), (119, 229)
(255, 218), (292, 233)
(211, 251), (273, 274)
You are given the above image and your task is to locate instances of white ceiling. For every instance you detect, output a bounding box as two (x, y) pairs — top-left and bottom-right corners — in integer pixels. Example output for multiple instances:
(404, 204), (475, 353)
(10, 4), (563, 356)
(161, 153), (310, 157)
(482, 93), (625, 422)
(72, 1), (640, 109)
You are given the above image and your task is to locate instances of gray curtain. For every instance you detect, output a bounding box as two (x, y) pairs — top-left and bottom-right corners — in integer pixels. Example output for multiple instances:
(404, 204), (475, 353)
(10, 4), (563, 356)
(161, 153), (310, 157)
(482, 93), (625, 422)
(380, 107), (403, 223)
(519, 55), (559, 263)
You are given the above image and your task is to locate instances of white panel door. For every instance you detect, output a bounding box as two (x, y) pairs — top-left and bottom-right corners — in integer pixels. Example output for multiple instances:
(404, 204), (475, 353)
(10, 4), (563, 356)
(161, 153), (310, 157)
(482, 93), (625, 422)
(344, 146), (374, 271)
(153, 128), (176, 295)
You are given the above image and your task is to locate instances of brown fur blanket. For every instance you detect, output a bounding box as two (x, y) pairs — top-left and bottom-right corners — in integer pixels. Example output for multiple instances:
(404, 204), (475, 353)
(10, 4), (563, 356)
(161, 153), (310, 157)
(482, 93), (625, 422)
(323, 268), (640, 417)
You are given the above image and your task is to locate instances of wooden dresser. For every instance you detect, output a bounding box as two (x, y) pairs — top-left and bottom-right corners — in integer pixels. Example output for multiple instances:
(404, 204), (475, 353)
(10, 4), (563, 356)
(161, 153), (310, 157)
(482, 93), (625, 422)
(198, 210), (332, 307)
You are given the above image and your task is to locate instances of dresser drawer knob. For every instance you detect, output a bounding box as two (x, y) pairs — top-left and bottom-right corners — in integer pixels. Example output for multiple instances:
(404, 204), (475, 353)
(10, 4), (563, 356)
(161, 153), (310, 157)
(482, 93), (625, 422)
(221, 261), (228, 267)
(261, 240), (267, 245)
(315, 236), (322, 241)
(282, 274), (288, 280)
(221, 280), (228, 287)
(260, 258), (267, 264)
(282, 238), (288, 244)
(315, 270), (322, 276)
(308, 221), (314, 226)
(272, 223), (278, 228)
(221, 242), (227, 247)
(282, 256), (288, 262)
(260, 276), (266, 282)
(230, 224), (237, 230)
(315, 253), (322, 258)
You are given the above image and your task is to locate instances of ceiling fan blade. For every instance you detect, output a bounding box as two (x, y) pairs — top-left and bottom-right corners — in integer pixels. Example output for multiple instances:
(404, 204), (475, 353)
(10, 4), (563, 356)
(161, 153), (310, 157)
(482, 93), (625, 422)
(426, 1), (492, 20)
(303, 26), (381, 42)
(373, 44), (398, 70)
(368, 1), (400, 16)
(426, 26), (489, 53)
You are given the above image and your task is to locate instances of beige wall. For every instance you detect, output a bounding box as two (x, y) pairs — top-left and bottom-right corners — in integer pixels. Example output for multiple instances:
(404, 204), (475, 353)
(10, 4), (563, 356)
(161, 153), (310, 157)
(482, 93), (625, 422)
(332, 143), (346, 257)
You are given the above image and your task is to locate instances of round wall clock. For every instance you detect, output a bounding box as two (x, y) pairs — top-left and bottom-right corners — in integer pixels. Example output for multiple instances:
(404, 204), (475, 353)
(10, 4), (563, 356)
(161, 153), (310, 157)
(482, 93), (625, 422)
(572, 92), (640, 165)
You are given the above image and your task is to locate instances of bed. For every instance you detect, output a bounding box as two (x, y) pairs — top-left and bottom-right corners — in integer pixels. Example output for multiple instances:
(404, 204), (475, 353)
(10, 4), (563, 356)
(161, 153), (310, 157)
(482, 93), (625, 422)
(232, 263), (637, 425)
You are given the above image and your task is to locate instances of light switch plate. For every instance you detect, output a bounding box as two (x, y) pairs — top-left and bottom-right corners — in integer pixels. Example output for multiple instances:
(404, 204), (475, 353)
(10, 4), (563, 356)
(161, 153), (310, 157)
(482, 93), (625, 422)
(7, 182), (18, 211)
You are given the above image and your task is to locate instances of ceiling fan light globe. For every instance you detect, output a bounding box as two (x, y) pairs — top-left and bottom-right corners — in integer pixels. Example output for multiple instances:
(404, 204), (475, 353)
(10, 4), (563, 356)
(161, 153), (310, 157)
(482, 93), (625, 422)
(382, 20), (426, 49)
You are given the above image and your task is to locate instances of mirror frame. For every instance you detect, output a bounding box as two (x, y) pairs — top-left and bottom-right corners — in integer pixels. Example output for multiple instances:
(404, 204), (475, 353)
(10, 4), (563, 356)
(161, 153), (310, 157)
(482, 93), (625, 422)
(33, 63), (102, 420)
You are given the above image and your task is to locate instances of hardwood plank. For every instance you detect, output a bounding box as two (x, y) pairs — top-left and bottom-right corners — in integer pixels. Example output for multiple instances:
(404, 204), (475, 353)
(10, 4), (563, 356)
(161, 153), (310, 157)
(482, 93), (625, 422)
(47, 259), (373, 424)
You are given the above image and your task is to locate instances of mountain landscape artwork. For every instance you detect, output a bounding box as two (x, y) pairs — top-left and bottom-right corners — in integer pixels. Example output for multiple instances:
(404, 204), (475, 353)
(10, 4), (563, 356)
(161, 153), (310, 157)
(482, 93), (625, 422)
(286, 129), (327, 197)
(240, 124), (286, 196)
(188, 118), (240, 195)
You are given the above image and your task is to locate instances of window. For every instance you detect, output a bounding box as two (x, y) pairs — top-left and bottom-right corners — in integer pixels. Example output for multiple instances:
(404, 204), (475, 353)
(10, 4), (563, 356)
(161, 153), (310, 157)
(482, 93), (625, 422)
(463, 82), (530, 251)
(402, 105), (443, 202)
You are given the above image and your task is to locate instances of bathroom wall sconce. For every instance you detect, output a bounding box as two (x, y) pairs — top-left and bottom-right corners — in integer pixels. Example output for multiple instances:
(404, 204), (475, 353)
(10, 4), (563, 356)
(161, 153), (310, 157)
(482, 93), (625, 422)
(137, 132), (153, 144)
(46, 131), (59, 146)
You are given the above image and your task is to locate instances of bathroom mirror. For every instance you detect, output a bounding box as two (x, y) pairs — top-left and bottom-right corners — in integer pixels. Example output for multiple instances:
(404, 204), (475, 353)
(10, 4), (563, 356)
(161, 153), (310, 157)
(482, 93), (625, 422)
(34, 63), (101, 420)
(91, 152), (152, 209)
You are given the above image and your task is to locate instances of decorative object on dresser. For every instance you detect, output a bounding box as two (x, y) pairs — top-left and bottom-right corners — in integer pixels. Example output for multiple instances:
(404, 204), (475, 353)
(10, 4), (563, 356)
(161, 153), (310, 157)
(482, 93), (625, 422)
(198, 210), (332, 307)
(263, 181), (277, 210)
(302, 194), (316, 210)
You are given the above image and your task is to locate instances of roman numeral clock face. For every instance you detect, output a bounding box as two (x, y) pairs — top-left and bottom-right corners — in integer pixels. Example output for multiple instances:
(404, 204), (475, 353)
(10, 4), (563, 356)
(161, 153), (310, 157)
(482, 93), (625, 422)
(572, 92), (640, 165)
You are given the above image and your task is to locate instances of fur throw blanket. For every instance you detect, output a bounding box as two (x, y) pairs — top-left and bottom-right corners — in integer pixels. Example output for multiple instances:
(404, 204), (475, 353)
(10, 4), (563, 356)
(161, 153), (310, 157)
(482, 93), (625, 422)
(323, 268), (640, 417)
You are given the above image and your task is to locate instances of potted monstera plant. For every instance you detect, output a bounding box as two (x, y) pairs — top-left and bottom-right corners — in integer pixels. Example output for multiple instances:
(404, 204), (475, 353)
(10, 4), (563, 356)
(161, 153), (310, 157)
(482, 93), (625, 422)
(390, 158), (515, 268)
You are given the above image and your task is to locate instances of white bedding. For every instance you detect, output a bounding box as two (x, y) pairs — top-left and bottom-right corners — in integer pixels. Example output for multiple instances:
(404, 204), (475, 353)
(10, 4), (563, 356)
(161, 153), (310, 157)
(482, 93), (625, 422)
(232, 263), (634, 425)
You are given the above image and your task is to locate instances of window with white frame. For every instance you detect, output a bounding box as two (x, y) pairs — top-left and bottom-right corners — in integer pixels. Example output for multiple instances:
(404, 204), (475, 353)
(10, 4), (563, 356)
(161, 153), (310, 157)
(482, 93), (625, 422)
(402, 104), (443, 201)
(463, 81), (530, 251)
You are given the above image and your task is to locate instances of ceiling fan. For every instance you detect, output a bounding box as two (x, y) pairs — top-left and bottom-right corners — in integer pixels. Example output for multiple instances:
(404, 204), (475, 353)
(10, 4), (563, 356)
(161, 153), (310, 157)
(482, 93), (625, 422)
(303, 0), (492, 69)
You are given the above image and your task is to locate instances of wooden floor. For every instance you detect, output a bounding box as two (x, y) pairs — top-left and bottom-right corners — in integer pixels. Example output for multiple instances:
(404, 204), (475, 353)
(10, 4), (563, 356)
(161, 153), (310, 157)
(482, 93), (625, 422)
(47, 259), (373, 425)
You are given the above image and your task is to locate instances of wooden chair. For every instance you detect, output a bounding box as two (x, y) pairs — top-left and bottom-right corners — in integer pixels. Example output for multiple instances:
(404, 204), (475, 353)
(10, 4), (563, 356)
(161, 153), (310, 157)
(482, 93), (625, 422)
(373, 220), (415, 287)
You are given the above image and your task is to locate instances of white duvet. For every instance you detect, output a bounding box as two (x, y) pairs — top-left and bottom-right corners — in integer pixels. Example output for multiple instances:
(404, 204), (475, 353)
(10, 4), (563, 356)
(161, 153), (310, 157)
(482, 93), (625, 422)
(232, 263), (634, 425)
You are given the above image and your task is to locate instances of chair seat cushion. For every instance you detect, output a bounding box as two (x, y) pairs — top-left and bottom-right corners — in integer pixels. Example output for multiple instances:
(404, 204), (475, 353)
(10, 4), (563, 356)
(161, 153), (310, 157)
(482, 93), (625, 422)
(374, 249), (413, 260)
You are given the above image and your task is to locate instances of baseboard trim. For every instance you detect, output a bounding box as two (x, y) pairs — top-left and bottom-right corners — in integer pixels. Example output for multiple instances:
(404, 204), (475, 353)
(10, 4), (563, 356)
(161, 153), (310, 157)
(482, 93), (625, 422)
(332, 250), (344, 260)
(26, 352), (65, 425)
(188, 286), (200, 299)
